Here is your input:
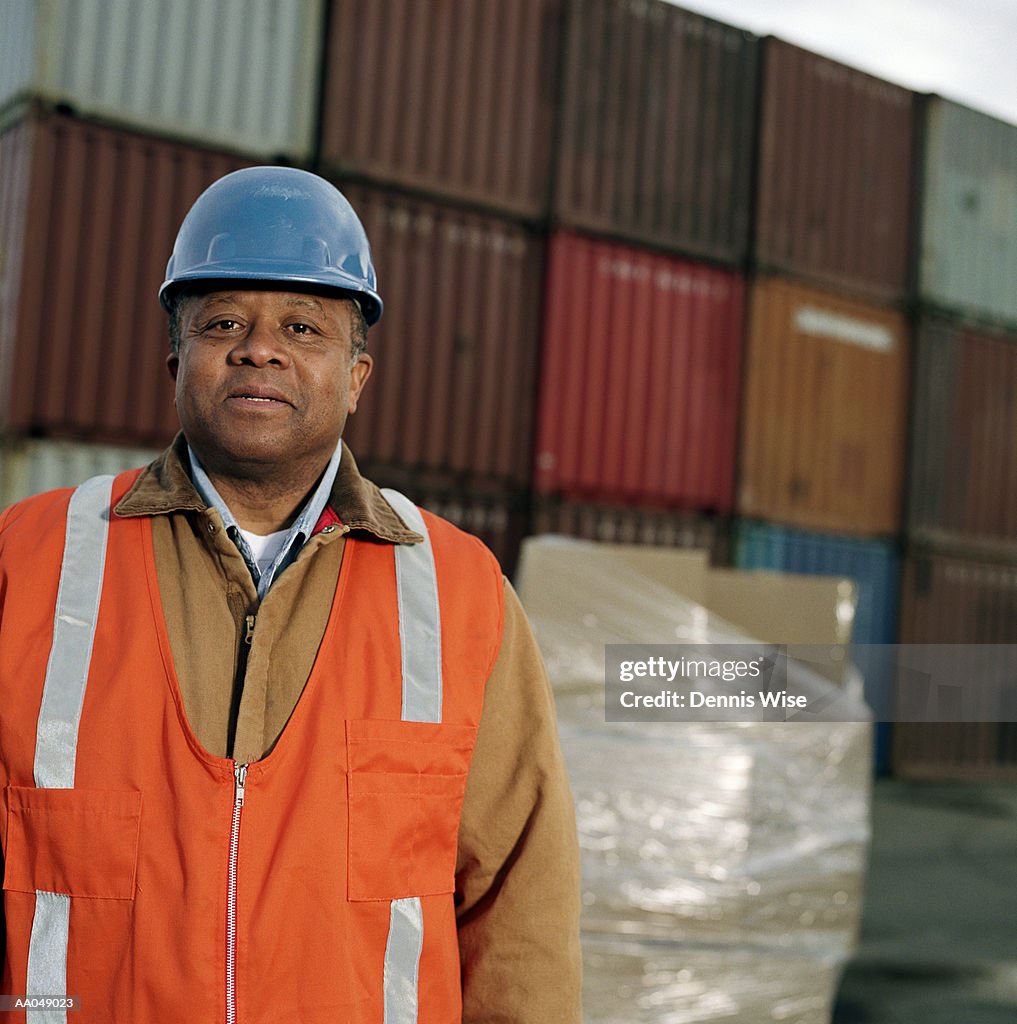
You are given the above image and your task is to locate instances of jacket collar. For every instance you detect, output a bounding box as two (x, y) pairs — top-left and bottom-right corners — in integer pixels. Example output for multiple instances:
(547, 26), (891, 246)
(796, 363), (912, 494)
(114, 433), (424, 545)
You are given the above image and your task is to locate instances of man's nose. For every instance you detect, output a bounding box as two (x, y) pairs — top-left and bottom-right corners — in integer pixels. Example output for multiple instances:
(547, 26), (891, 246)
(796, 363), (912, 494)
(228, 322), (291, 367)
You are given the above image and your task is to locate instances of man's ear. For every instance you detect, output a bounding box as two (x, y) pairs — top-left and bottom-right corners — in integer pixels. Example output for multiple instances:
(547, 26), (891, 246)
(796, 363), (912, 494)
(167, 352), (179, 380)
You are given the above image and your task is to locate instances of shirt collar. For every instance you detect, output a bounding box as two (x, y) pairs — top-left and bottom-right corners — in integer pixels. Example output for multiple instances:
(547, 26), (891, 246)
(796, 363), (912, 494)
(114, 432), (423, 547)
(186, 441), (345, 597)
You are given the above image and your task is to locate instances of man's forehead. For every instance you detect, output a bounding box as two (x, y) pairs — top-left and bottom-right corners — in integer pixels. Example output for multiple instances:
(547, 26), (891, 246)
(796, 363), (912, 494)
(190, 290), (330, 314)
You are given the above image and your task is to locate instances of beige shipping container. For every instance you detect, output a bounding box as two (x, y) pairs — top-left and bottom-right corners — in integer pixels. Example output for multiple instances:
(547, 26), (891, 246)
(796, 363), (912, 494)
(0, 0), (324, 160)
(738, 277), (909, 536)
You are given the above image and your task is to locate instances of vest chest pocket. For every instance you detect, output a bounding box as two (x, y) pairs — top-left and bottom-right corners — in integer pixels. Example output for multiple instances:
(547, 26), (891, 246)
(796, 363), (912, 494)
(3, 785), (143, 899)
(345, 719), (477, 902)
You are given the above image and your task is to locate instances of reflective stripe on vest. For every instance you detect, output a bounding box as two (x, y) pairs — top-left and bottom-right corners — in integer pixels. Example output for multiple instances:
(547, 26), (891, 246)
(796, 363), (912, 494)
(381, 488), (443, 1024)
(25, 480), (441, 1023)
(27, 474), (115, 1024)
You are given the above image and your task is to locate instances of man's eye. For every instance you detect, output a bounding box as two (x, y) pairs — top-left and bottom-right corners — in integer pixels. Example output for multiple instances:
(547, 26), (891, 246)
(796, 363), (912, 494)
(288, 322), (312, 335)
(206, 319), (239, 331)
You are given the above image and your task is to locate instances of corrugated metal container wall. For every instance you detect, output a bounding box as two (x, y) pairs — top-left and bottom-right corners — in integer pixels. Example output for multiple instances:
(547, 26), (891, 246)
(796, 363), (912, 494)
(733, 520), (900, 772)
(534, 232), (745, 510)
(532, 497), (728, 563)
(554, 0), (758, 262)
(754, 39), (915, 300)
(895, 550), (1017, 780)
(0, 0), (324, 160)
(918, 98), (1017, 329)
(0, 437), (160, 509)
(0, 112), (251, 445)
(908, 316), (1017, 551)
(738, 276), (909, 536)
(339, 184), (543, 489)
(319, 0), (561, 218)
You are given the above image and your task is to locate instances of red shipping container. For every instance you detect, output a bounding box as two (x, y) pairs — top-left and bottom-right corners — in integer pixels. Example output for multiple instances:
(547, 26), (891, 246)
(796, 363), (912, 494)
(533, 232), (745, 510)
(0, 110), (250, 446)
(340, 184), (543, 489)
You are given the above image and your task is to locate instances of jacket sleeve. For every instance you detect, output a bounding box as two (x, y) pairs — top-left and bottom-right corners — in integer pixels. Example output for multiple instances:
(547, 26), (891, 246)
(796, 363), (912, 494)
(455, 579), (583, 1023)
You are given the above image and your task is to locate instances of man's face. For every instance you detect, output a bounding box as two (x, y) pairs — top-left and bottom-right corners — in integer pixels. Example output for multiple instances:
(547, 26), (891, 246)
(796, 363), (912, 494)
(167, 288), (373, 479)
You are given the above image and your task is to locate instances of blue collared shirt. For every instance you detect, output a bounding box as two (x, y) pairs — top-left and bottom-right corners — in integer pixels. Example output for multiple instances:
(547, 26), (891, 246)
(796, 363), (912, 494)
(187, 441), (343, 601)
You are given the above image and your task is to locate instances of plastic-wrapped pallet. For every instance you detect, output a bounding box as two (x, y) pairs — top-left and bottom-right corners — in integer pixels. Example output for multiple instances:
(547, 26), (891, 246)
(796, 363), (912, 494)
(516, 537), (872, 1024)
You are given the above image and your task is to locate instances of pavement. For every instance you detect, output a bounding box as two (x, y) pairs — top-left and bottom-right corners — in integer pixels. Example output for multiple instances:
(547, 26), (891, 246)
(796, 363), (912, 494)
(832, 778), (1017, 1023)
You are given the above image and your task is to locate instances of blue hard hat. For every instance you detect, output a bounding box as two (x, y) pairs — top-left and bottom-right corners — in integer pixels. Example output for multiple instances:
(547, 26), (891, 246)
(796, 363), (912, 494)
(159, 166), (383, 325)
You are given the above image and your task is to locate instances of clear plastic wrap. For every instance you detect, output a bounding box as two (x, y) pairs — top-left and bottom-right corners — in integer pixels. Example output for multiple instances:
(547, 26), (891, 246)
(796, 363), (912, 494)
(517, 537), (873, 1023)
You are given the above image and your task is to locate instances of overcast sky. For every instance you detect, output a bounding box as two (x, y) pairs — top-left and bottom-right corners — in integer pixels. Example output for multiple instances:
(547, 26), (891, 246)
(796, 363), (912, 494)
(667, 0), (1017, 126)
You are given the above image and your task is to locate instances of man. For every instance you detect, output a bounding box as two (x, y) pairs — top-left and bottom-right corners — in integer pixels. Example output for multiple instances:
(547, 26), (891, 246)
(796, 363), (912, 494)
(0, 167), (582, 1023)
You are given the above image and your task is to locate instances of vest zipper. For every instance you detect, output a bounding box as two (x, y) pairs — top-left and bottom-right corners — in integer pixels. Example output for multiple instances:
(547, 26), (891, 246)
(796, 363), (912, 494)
(227, 761), (247, 1024)
(244, 614), (256, 645)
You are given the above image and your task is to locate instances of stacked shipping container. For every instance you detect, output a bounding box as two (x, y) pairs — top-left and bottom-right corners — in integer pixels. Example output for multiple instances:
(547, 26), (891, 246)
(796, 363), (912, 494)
(896, 99), (1017, 778)
(2, 0), (1017, 783)
(733, 41), (917, 771)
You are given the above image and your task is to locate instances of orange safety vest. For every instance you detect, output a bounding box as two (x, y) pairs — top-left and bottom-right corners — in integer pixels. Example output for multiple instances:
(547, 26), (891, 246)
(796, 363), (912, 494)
(0, 471), (503, 1024)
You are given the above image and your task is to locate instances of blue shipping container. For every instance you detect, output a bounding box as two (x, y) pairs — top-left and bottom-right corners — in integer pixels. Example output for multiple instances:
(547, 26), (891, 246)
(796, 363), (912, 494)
(734, 521), (901, 773)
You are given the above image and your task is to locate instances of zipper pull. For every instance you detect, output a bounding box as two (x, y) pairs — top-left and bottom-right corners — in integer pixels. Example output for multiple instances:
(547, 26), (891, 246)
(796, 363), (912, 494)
(234, 763), (248, 808)
(244, 614), (256, 646)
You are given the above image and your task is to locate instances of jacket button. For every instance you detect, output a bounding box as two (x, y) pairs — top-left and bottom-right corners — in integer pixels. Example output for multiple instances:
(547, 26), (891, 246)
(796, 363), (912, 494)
(321, 524), (336, 535)
(207, 522), (216, 534)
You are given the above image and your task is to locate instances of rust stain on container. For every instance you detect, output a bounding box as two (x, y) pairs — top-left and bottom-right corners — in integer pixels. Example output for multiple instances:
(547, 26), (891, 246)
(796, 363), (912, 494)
(533, 232), (745, 511)
(895, 549), (1017, 780)
(319, 0), (561, 218)
(908, 316), (1017, 551)
(0, 111), (251, 446)
(738, 276), (909, 536)
(554, 0), (757, 262)
(339, 183), (543, 489)
(754, 38), (915, 301)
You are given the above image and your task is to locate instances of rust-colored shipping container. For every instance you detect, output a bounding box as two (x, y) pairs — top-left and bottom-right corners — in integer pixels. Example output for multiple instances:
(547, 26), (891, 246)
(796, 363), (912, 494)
(895, 549), (1017, 780)
(533, 232), (745, 510)
(908, 316), (1017, 551)
(339, 184), (543, 489)
(554, 0), (757, 262)
(754, 38), (915, 301)
(319, 0), (561, 218)
(0, 111), (250, 446)
(738, 276), (909, 536)
(532, 496), (728, 564)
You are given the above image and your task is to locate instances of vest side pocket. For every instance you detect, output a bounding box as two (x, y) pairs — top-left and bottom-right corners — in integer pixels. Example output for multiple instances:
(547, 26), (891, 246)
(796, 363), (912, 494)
(2, 786), (142, 899)
(346, 719), (477, 901)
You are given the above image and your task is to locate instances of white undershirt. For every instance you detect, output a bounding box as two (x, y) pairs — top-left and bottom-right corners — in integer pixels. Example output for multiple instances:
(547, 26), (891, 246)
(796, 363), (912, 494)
(237, 527), (290, 580)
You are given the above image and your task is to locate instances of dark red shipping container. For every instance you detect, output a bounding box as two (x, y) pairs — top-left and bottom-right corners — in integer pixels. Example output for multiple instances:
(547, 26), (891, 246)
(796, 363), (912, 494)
(895, 548), (1017, 780)
(0, 110), (250, 446)
(531, 496), (728, 564)
(533, 232), (745, 510)
(339, 184), (543, 489)
(359, 462), (530, 575)
(319, 0), (562, 218)
(754, 38), (916, 301)
(554, 0), (758, 262)
(908, 315), (1017, 553)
